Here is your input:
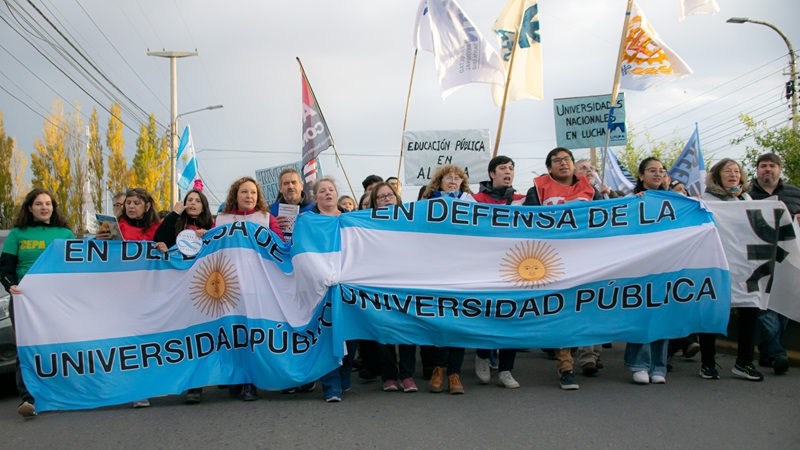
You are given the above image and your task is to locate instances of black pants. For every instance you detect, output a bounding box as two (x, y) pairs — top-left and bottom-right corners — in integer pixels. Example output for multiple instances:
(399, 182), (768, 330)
(735, 307), (759, 365)
(476, 348), (518, 372)
(433, 347), (465, 375)
(379, 344), (416, 381)
(9, 297), (33, 404)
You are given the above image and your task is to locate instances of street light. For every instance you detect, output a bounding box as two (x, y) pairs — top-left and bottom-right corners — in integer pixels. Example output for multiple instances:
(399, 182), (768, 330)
(727, 17), (797, 130)
(172, 104), (224, 198)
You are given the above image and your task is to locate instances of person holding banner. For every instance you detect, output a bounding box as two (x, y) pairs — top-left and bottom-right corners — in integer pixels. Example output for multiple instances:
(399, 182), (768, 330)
(217, 177), (285, 401)
(368, 183), (418, 393)
(748, 153), (799, 375)
(154, 189), (214, 252)
(311, 177), (356, 402)
(419, 165), (474, 394)
(1, 188), (74, 418)
(702, 158), (763, 382)
(471, 156), (523, 389)
(524, 148), (601, 390)
(625, 158), (671, 384)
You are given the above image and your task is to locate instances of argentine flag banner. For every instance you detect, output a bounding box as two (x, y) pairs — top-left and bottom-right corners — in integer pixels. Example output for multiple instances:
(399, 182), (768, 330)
(15, 222), (340, 412)
(17, 193), (730, 411)
(294, 193), (731, 349)
(176, 125), (198, 190)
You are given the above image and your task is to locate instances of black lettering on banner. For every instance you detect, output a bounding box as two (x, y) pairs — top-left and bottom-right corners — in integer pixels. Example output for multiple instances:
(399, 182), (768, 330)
(250, 328), (265, 352)
(87, 349), (95, 374)
(535, 212), (555, 229)
(416, 295), (435, 317)
(97, 347), (116, 372)
(141, 343), (163, 368)
(65, 240), (84, 262)
(427, 198), (448, 223)
(121, 242), (143, 261)
(451, 201), (470, 225)
(62, 351), (85, 376)
(657, 200), (676, 222)
(342, 287), (357, 305)
(438, 297), (459, 317)
(145, 242), (162, 261)
(697, 277), (717, 301)
(119, 345), (139, 370)
(492, 208), (511, 227)
(518, 298), (541, 317)
(495, 298), (516, 318)
(87, 240), (109, 262)
(35, 354), (58, 378)
(622, 285), (643, 308)
(575, 289), (594, 312)
(232, 324), (249, 348)
(391, 294), (413, 314)
(395, 202), (415, 221)
(542, 294), (563, 315)
(228, 221), (248, 237)
(293, 333), (310, 354)
(556, 210), (577, 229)
(217, 327), (232, 351)
(611, 205), (628, 226)
(672, 278), (695, 303)
(268, 327), (288, 353)
(164, 339), (185, 363)
(588, 208), (608, 229)
(472, 204), (491, 226)
(463, 298), (482, 317)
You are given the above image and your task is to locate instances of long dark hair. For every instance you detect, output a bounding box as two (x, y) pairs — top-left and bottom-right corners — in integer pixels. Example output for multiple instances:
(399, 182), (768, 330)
(121, 187), (160, 228)
(12, 188), (71, 229)
(634, 157), (665, 194)
(175, 189), (214, 234)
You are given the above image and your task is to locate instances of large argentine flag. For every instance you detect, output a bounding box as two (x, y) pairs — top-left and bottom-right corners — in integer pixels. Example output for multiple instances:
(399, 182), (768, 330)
(15, 222), (339, 412)
(294, 193), (731, 350)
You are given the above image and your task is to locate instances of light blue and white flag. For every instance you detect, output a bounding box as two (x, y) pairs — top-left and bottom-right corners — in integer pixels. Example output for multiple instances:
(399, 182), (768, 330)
(15, 222), (339, 412)
(295, 194), (731, 350)
(176, 125), (198, 190)
(603, 147), (636, 195)
(669, 125), (706, 196)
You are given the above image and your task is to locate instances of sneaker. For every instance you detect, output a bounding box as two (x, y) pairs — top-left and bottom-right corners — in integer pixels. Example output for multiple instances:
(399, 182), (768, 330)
(758, 358), (773, 368)
(732, 363), (764, 381)
(683, 342), (701, 359)
(699, 365), (720, 379)
(132, 399), (151, 408)
(474, 355), (491, 384)
(498, 370), (520, 389)
(243, 384), (258, 401)
(17, 401), (36, 418)
(632, 370), (649, 384)
(400, 377), (418, 393)
(325, 393), (341, 402)
(559, 370), (579, 390)
(185, 389), (202, 404)
(382, 379), (400, 391)
(772, 356), (790, 375)
(297, 382), (316, 393)
(448, 373), (464, 394)
(280, 388), (297, 394)
(582, 361), (598, 377)
(429, 366), (444, 393)
(650, 375), (666, 384)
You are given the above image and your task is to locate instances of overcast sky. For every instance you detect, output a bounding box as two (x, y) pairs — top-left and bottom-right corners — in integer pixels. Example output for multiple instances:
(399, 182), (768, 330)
(1, 0), (798, 208)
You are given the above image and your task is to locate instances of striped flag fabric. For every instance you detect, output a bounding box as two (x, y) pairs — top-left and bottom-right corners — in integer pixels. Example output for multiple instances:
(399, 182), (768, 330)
(603, 147), (636, 195)
(176, 125), (198, 190)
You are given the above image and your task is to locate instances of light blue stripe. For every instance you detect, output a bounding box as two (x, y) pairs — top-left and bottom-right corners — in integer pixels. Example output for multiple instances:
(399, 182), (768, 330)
(338, 268), (731, 349)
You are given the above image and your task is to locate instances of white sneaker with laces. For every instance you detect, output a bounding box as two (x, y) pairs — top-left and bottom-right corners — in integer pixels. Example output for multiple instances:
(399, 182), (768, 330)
(474, 355), (491, 384)
(632, 370), (649, 384)
(498, 370), (520, 389)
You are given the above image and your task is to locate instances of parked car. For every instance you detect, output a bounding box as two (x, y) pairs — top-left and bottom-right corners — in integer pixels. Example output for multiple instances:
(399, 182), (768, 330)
(0, 229), (17, 375)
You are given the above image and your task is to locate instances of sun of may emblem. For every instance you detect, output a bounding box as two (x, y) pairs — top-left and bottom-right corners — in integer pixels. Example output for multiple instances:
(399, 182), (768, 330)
(500, 241), (564, 288)
(189, 253), (241, 317)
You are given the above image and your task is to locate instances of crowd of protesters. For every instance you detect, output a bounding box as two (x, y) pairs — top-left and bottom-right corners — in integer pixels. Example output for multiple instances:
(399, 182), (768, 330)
(2, 149), (798, 416)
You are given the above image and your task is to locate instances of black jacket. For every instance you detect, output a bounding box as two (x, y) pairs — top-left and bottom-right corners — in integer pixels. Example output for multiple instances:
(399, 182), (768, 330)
(749, 178), (800, 215)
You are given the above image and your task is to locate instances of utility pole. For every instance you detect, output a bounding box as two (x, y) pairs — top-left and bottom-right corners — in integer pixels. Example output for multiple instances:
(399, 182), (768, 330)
(147, 50), (198, 204)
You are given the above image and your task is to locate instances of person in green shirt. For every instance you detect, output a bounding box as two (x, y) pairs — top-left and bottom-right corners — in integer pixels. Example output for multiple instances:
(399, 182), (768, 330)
(0, 188), (74, 419)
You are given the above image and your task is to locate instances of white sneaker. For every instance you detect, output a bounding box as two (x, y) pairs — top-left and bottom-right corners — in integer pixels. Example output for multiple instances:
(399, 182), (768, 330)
(632, 370), (649, 384)
(498, 370), (520, 389)
(474, 355), (491, 384)
(132, 399), (151, 408)
(650, 375), (666, 384)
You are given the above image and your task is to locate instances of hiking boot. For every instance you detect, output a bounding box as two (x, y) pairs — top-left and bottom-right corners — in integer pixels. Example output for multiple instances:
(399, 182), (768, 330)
(732, 363), (764, 381)
(772, 356), (790, 375)
(559, 370), (579, 390)
(699, 365), (720, 379)
(498, 370), (520, 389)
(448, 373), (464, 394)
(429, 366), (444, 393)
(474, 355), (491, 384)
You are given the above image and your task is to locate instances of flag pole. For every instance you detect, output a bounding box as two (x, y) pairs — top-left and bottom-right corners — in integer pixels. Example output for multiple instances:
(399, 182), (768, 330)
(600, 0), (634, 183)
(296, 57), (357, 200)
(493, 0), (528, 158)
(397, 49), (418, 179)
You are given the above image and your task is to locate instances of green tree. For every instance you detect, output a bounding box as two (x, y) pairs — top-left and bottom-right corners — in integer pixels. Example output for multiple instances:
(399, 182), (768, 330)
(87, 108), (105, 213)
(614, 127), (686, 178)
(132, 114), (169, 210)
(0, 110), (16, 228)
(733, 114), (800, 186)
(106, 102), (130, 196)
(66, 104), (87, 236)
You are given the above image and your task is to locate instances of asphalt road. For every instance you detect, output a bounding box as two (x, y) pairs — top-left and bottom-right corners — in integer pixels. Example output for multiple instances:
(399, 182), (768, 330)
(1, 344), (797, 449)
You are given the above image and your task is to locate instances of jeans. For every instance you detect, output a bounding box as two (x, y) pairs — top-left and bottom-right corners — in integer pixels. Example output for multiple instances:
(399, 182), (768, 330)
(321, 340), (358, 398)
(476, 349), (517, 372)
(624, 339), (669, 377)
(758, 310), (789, 361)
(379, 344), (416, 381)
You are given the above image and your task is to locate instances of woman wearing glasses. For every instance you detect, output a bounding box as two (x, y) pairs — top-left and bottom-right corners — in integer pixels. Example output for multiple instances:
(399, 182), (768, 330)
(418, 165), (473, 394)
(368, 183), (419, 393)
(625, 157), (670, 385)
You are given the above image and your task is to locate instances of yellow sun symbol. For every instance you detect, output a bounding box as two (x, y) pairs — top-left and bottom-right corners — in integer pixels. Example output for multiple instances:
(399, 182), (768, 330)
(500, 241), (564, 288)
(189, 253), (241, 317)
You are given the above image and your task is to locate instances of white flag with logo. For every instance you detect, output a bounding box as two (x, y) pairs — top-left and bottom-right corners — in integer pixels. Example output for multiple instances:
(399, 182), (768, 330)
(412, 0), (506, 100)
(620, 2), (693, 90)
(492, 0), (543, 104)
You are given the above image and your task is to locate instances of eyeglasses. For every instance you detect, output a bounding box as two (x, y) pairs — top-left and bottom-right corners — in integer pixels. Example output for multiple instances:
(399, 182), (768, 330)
(578, 165), (593, 171)
(376, 193), (395, 202)
(443, 175), (463, 183)
(113, 203), (124, 208)
(551, 156), (572, 165)
(645, 168), (668, 176)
